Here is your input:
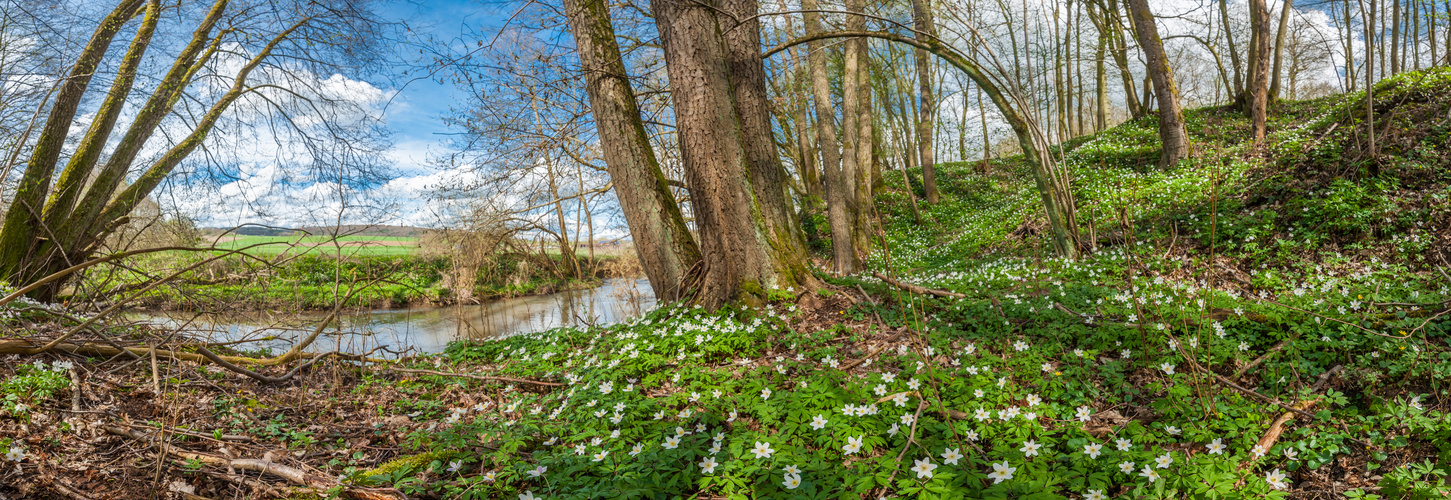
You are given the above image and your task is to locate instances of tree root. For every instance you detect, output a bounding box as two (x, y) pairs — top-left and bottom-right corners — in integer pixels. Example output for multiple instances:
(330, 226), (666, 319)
(104, 425), (404, 500)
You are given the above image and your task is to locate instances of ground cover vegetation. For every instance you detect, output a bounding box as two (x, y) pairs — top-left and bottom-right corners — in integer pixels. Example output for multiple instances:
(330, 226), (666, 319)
(2, 68), (1449, 499)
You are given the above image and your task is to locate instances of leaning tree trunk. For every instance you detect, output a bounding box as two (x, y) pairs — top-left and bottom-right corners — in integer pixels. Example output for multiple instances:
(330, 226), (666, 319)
(912, 0), (939, 204)
(651, 0), (796, 307)
(561, 0), (701, 301)
(1126, 0), (1191, 167)
(0, 0), (147, 291)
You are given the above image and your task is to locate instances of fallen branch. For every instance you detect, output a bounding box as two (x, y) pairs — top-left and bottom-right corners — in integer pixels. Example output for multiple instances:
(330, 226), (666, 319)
(104, 425), (403, 500)
(382, 366), (563, 387)
(871, 272), (965, 298)
(1245, 365), (1344, 467)
(195, 347), (338, 384)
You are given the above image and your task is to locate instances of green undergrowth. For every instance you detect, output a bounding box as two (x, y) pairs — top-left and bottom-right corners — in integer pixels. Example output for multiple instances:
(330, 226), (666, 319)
(343, 253), (1449, 499)
(349, 69), (1451, 500)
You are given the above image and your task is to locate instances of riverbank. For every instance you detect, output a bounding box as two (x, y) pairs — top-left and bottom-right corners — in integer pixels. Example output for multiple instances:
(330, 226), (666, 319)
(84, 252), (629, 312)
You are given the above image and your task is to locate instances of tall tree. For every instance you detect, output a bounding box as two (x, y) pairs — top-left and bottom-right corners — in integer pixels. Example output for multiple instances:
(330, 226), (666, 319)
(651, 0), (804, 307)
(561, 0), (701, 301)
(1269, 0), (1294, 101)
(720, 0), (815, 286)
(1125, 0), (1191, 167)
(912, 0), (940, 203)
(1246, 0), (1272, 143)
(0, 0), (385, 299)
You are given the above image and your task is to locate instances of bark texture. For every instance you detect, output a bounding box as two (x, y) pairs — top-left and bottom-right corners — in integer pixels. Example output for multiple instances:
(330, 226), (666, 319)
(563, 0), (700, 301)
(651, 0), (791, 307)
(1126, 0), (1191, 167)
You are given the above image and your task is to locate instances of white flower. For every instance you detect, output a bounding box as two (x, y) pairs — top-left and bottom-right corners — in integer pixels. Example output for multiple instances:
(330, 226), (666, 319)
(1160, 363), (1175, 375)
(1085, 489), (1107, 500)
(527, 465), (547, 477)
(1083, 443), (1103, 459)
(988, 461), (1016, 484)
(1154, 452), (1172, 469)
(1251, 444), (1267, 458)
(663, 437), (681, 449)
(782, 472), (802, 489)
(888, 422), (900, 436)
(843, 435), (864, 454)
(1206, 438), (1226, 454)
(761, 388), (772, 400)
(1284, 448), (1299, 460)
(629, 443), (643, 455)
(974, 408), (991, 421)
(1165, 425), (1181, 436)
(5, 447), (24, 462)
(810, 414), (828, 430)
(941, 448), (962, 465)
(911, 457), (937, 479)
(1118, 461), (1135, 473)
(901, 414), (916, 426)
(1026, 394), (1041, 406)
(446, 460), (463, 472)
(751, 441), (775, 459)
(1266, 469), (1288, 490)
(1075, 406), (1092, 421)
(1115, 438), (1132, 451)
(593, 450), (610, 462)
(1139, 466), (1161, 482)
(1014, 340), (1029, 351)
(783, 465), (801, 474)
(699, 456), (718, 474)
(1019, 440), (1042, 457)
(518, 491), (539, 500)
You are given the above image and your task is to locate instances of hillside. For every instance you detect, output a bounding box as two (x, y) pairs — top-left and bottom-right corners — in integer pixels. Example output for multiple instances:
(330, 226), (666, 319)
(2, 71), (1449, 500)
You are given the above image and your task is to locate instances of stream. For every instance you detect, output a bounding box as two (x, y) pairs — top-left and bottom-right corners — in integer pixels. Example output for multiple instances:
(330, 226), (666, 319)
(129, 278), (656, 356)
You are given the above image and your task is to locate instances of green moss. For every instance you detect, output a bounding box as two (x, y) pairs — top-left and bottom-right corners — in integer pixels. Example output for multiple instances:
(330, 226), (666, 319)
(356, 450), (458, 482)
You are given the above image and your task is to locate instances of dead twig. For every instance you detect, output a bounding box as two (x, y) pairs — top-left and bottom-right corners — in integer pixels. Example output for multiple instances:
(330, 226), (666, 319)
(871, 272), (965, 298)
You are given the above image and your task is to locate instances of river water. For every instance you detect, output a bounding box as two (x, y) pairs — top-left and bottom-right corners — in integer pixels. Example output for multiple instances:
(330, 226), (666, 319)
(129, 278), (655, 356)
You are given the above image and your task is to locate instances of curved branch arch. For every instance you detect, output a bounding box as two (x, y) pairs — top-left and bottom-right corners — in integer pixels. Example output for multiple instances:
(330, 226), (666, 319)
(764, 30), (1080, 257)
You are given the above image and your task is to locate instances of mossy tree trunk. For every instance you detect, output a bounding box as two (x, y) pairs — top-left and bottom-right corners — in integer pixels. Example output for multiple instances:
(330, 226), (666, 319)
(651, 0), (805, 308)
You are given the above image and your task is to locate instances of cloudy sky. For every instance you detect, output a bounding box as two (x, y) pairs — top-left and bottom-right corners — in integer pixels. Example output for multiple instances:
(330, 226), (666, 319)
(171, 0), (1349, 232)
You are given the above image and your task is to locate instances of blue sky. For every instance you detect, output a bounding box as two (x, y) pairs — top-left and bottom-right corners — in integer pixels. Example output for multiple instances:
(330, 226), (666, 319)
(180, 0), (499, 230)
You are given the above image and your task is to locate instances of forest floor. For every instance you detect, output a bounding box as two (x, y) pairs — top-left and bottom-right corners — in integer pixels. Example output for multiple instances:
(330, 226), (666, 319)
(2, 70), (1451, 500)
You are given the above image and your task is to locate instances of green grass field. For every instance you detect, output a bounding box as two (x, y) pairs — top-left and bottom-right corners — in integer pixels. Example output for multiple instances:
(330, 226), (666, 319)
(212, 235), (419, 257)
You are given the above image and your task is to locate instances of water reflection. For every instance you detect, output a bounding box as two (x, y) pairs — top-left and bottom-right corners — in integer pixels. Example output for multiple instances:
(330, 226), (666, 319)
(130, 278), (655, 356)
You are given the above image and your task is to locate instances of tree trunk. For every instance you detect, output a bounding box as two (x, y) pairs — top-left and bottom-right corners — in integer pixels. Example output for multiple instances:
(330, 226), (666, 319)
(1220, 0), (1245, 98)
(1095, 24), (1109, 132)
(851, 33), (876, 258)
(1269, 0), (1293, 101)
(1246, 0), (1271, 143)
(720, 0), (814, 288)
(1125, 0), (1191, 167)
(651, 0), (794, 307)
(0, 0), (147, 289)
(913, 0), (939, 204)
(563, 0), (702, 301)
(1106, 0), (1143, 119)
(831, 0), (864, 274)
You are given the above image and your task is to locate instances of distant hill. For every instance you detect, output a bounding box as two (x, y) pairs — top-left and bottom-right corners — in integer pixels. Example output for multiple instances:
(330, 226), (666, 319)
(201, 225), (429, 238)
